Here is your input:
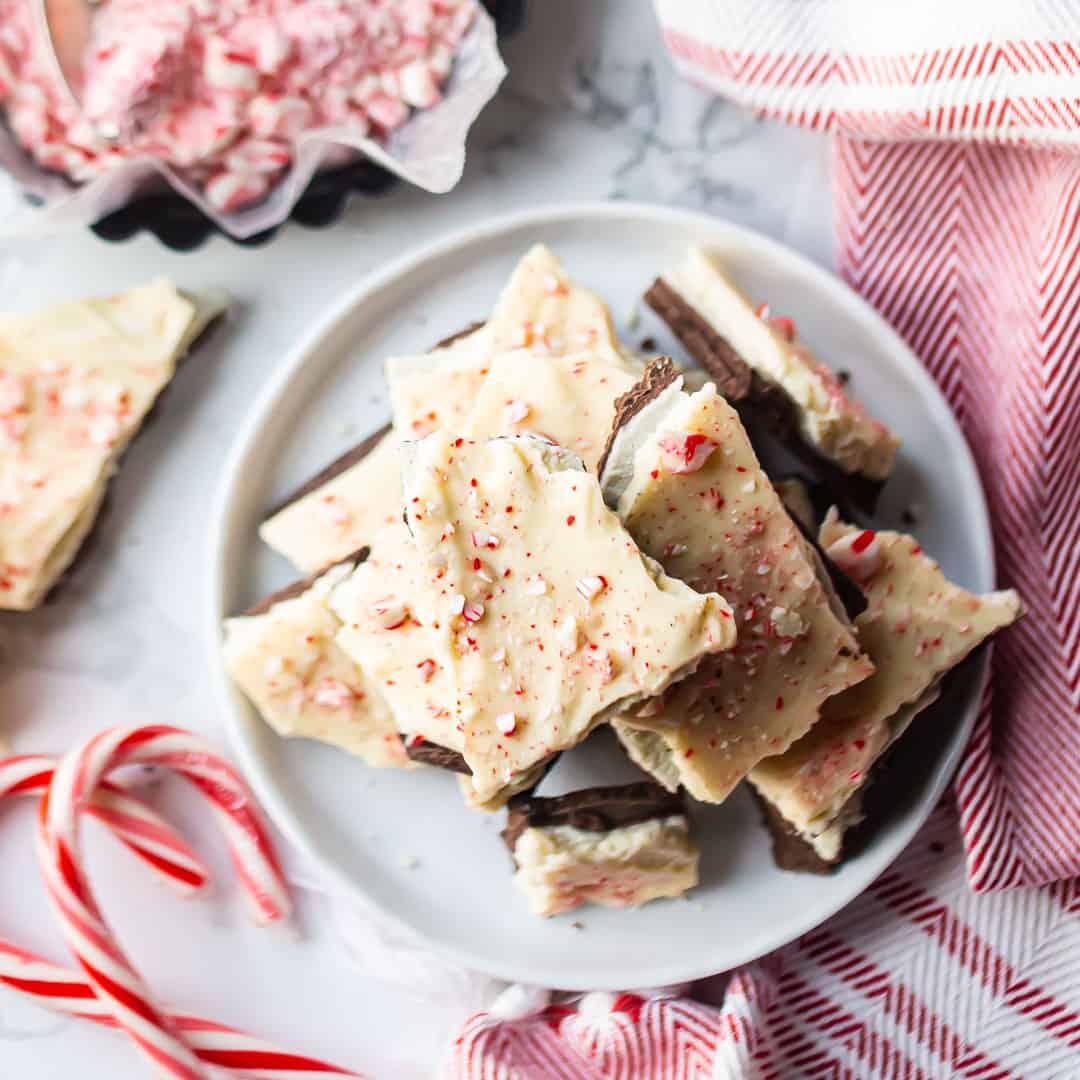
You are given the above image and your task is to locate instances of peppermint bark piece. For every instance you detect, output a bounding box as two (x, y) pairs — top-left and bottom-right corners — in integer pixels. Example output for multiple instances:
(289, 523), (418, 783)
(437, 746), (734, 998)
(647, 248), (899, 512)
(223, 553), (408, 768)
(502, 783), (698, 916)
(259, 424), (401, 574)
(748, 519), (1023, 869)
(330, 522), (549, 810)
(387, 245), (637, 440)
(461, 350), (638, 471)
(600, 362), (873, 803)
(0, 279), (226, 610)
(401, 432), (736, 803)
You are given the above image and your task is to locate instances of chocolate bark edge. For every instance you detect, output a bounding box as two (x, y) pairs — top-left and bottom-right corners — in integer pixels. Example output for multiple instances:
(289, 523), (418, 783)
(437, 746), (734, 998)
(432, 320), (485, 349)
(751, 788), (838, 875)
(645, 278), (884, 516)
(787, 504), (867, 621)
(240, 547), (369, 616)
(404, 738), (471, 774)
(502, 781), (686, 854)
(595, 356), (679, 479)
(645, 278), (754, 401)
(265, 423), (392, 519)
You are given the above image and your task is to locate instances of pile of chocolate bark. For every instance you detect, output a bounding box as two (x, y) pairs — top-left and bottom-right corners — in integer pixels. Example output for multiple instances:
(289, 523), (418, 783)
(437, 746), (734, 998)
(224, 247), (1021, 917)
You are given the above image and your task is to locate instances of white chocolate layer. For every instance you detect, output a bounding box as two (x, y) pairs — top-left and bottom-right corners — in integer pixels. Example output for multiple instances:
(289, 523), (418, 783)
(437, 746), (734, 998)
(462, 350), (636, 471)
(511, 815), (698, 917)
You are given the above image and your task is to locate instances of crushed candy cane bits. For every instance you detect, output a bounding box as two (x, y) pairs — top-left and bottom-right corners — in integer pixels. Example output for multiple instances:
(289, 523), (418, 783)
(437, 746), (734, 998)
(0, 0), (478, 211)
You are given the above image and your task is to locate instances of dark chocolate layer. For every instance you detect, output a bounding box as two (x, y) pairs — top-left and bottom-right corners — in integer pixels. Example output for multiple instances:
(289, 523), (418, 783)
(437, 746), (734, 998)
(502, 781), (685, 853)
(751, 788), (838, 875)
(432, 320), (485, 349)
(645, 278), (884, 515)
(404, 737), (471, 774)
(595, 356), (679, 479)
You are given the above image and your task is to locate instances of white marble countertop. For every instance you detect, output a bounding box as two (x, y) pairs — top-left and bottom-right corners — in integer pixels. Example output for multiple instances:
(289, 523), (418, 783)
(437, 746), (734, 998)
(0, 3), (831, 1076)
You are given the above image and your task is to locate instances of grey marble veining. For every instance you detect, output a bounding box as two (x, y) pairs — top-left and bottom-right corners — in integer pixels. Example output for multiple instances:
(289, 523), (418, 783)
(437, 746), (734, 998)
(0, 4), (833, 1077)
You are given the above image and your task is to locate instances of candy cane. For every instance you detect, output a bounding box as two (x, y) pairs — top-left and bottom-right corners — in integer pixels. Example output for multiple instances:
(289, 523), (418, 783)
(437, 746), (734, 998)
(37, 725), (360, 1079)
(0, 754), (208, 1023)
(1, 755), (210, 894)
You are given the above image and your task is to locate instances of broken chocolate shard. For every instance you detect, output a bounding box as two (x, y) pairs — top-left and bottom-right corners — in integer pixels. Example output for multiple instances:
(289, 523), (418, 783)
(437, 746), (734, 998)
(241, 547), (369, 616)
(751, 787), (837, 875)
(645, 278), (885, 515)
(502, 781), (685, 854)
(595, 356), (679, 479)
(404, 737), (471, 774)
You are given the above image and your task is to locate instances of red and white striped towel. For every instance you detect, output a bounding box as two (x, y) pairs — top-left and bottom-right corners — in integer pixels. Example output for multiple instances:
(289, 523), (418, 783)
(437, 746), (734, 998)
(441, 4), (1080, 1076)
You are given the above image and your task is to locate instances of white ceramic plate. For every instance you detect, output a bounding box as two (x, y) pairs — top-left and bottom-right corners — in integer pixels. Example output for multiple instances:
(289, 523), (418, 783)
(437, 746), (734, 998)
(208, 203), (993, 990)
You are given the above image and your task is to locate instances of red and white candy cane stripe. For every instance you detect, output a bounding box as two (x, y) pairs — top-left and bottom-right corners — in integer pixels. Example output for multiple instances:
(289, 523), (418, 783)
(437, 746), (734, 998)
(36, 725), (358, 1080)
(0, 755), (210, 893)
(1, 750), (358, 1075)
(0, 754), (209, 1023)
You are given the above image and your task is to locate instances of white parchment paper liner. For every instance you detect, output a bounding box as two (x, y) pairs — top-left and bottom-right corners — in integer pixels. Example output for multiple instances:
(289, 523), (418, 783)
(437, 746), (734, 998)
(0, 9), (505, 239)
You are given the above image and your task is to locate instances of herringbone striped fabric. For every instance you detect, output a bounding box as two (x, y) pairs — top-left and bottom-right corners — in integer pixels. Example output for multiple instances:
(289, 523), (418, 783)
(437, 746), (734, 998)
(441, 4), (1080, 1077)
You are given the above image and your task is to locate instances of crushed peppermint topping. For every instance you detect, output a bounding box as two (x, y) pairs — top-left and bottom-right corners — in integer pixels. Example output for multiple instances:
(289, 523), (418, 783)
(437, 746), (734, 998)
(88, 414), (121, 448)
(0, 375), (28, 414)
(524, 575), (548, 596)
(313, 678), (354, 709)
(495, 712), (517, 735)
(557, 615), (580, 652)
(370, 597), (408, 629)
(657, 432), (719, 474)
(770, 606), (807, 638)
(575, 575), (607, 603)
(503, 399), (531, 424)
(449, 593), (467, 615)
(471, 530), (500, 549)
(462, 600), (485, 623)
(826, 529), (883, 583)
(416, 658), (438, 683)
(585, 648), (615, 684)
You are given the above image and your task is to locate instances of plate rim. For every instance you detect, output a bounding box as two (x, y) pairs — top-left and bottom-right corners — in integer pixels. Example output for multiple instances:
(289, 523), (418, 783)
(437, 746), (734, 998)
(206, 201), (994, 989)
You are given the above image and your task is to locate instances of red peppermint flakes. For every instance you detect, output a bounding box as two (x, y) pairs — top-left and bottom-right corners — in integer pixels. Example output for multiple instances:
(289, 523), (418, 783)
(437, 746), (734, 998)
(575, 575), (607, 603)
(657, 432), (718, 474)
(369, 597), (407, 629)
(462, 600), (485, 623)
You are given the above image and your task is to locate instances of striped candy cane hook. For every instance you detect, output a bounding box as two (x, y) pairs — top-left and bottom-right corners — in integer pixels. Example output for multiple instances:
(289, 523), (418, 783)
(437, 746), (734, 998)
(32, 725), (361, 1079)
